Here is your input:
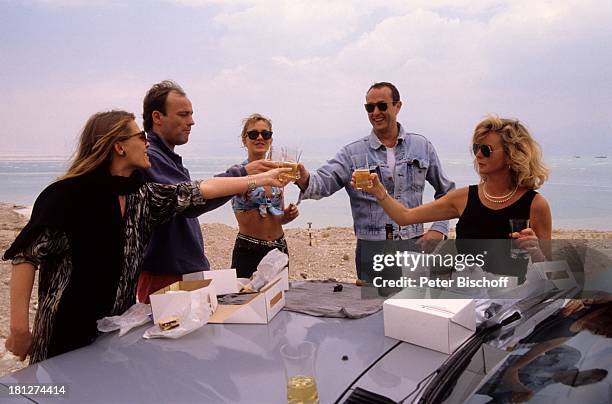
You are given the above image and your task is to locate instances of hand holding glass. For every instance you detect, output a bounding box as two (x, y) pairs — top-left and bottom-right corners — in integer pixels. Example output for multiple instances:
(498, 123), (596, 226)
(351, 155), (373, 190)
(269, 146), (302, 182)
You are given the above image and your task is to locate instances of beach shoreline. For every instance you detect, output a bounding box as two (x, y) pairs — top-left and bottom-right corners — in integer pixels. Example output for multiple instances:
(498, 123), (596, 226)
(1, 202), (611, 377)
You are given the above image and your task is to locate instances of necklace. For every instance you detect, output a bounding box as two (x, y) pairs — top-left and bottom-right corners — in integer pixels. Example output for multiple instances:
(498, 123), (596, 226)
(482, 182), (518, 204)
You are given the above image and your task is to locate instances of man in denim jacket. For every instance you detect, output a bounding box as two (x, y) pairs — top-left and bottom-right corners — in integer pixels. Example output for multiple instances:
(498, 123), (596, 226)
(295, 82), (455, 278)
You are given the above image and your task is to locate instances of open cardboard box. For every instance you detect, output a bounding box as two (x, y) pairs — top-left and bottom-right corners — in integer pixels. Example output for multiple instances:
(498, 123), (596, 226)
(208, 268), (289, 324)
(183, 268), (239, 295)
(383, 298), (476, 354)
(150, 279), (218, 325)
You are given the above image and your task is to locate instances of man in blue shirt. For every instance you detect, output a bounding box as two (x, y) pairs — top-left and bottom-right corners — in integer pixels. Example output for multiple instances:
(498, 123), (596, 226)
(137, 81), (276, 302)
(295, 82), (455, 279)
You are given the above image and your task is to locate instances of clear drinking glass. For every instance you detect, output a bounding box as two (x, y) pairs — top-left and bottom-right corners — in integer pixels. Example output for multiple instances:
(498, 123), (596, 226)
(269, 146), (301, 181)
(280, 342), (319, 404)
(509, 219), (530, 259)
(351, 154), (372, 190)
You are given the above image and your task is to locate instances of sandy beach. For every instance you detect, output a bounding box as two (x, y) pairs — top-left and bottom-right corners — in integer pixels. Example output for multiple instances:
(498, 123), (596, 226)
(1, 201), (611, 377)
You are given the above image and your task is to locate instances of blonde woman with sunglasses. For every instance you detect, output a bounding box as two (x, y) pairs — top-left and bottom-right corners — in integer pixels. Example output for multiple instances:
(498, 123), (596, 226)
(355, 116), (552, 278)
(4, 110), (290, 364)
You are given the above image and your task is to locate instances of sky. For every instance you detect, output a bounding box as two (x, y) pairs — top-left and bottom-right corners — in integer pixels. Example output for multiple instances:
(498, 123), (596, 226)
(1, 0), (611, 158)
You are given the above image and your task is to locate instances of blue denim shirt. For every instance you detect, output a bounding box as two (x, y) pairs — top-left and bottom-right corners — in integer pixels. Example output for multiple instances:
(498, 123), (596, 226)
(301, 123), (455, 240)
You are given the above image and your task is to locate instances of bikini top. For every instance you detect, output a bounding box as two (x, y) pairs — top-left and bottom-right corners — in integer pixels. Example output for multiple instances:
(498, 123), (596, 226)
(231, 160), (283, 217)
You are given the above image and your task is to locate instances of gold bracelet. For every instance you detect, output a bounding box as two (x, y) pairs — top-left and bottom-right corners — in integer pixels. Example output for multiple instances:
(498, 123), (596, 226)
(377, 189), (389, 202)
(247, 175), (257, 192)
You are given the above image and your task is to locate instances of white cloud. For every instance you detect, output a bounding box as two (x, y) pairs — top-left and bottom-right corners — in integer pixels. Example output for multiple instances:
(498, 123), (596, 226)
(211, 0), (612, 150)
(2, 1), (612, 156)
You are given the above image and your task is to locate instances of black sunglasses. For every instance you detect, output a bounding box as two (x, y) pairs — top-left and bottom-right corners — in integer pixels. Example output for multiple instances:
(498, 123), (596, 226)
(364, 101), (396, 113)
(128, 131), (148, 143)
(246, 130), (273, 140)
(472, 143), (497, 158)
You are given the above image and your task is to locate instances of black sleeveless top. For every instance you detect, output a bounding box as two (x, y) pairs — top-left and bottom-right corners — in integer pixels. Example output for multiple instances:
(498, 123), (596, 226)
(456, 185), (537, 282)
(456, 185), (537, 239)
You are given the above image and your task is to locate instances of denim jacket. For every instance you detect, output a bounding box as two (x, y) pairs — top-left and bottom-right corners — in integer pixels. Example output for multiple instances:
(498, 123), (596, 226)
(300, 123), (455, 240)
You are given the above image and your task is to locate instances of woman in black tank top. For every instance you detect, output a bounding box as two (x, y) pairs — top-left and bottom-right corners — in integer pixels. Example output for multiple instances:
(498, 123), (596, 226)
(354, 116), (552, 272)
(455, 185), (539, 281)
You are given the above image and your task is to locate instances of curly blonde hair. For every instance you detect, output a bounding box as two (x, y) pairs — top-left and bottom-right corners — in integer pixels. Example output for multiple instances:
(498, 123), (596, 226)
(240, 113), (272, 145)
(472, 116), (549, 189)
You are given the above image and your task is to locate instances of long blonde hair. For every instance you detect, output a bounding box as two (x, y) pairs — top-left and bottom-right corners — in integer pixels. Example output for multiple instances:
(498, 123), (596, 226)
(473, 115), (549, 189)
(62, 110), (135, 180)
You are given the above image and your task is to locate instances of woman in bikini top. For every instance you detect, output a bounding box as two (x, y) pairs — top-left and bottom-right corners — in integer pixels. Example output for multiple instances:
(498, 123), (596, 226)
(230, 113), (299, 278)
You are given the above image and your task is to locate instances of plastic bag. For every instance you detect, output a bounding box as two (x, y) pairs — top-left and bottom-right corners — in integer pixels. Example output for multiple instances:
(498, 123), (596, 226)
(143, 289), (212, 339)
(142, 314), (210, 339)
(97, 303), (152, 336)
(243, 249), (288, 292)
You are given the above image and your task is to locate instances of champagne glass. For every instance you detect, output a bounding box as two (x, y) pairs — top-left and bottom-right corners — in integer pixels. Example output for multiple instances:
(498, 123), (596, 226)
(280, 342), (319, 404)
(351, 154), (373, 190)
(269, 146), (302, 181)
(509, 219), (530, 259)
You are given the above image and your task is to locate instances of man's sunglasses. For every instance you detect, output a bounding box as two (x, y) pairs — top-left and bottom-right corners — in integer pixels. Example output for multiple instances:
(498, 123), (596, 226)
(364, 101), (396, 113)
(472, 143), (499, 158)
(128, 131), (148, 143)
(246, 130), (273, 140)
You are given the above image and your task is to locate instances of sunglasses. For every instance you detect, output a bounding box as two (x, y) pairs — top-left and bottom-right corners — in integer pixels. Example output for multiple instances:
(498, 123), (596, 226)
(128, 131), (148, 143)
(472, 143), (499, 158)
(246, 130), (273, 140)
(364, 101), (396, 113)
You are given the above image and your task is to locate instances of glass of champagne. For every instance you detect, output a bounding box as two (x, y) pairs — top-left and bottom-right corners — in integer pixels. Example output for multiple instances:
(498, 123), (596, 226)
(509, 219), (530, 259)
(269, 146), (302, 182)
(280, 342), (319, 404)
(351, 154), (372, 190)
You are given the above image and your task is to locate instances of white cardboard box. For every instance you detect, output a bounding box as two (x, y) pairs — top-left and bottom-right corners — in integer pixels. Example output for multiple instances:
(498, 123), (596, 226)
(208, 268), (288, 324)
(150, 279), (218, 325)
(383, 298), (476, 354)
(183, 268), (239, 295)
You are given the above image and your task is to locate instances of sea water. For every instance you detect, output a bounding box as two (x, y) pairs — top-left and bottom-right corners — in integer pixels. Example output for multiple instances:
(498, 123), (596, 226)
(0, 155), (610, 230)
